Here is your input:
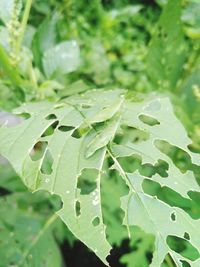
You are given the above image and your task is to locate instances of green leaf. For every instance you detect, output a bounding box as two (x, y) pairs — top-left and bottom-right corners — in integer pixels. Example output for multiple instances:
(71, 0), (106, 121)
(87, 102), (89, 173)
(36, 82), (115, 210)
(0, 90), (200, 266)
(32, 15), (58, 69)
(181, 0), (200, 39)
(0, 192), (62, 267)
(42, 40), (80, 78)
(147, 0), (188, 91)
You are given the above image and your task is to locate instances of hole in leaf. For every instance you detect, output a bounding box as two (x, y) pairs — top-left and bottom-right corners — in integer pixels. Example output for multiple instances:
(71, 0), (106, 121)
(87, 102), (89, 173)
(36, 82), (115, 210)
(139, 114), (160, 126)
(188, 191), (200, 212)
(18, 112), (31, 119)
(45, 114), (57, 120)
(107, 156), (115, 169)
(170, 212), (176, 221)
(114, 125), (149, 145)
(162, 255), (176, 266)
(72, 129), (82, 139)
(75, 201), (81, 217)
(58, 125), (75, 132)
(91, 121), (105, 132)
(92, 217), (100, 227)
(184, 232), (190, 241)
(30, 141), (48, 161)
(140, 160), (169, 178)
(154, 160), (169, 177)
(187, 143), (200, 154)
(72, 126), (90, 139)
(181, 260), (191, 267)
(41, 150), (53, 175)
(155, 140), (200, 175)
(167, 235), (200, 261)
(41, 121), (59, 137)
(118, 155), (141, 173)
(77, 169), (98, 195)
(140, 163), (156, 177)
(142, 179), (200, 219)
(49, 193), (63, 212)
(81, 104), (93, 109)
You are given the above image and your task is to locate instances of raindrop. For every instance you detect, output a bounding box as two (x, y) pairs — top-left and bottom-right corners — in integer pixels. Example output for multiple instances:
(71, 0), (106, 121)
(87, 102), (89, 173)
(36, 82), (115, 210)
(171, 212), (176, 221)
(92, 217), (100, 227)
(92, 199), (99, 206)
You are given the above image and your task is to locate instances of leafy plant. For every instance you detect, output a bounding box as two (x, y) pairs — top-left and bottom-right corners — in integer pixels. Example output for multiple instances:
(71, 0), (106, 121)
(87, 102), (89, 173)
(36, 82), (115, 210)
(0, 0), (200, 267)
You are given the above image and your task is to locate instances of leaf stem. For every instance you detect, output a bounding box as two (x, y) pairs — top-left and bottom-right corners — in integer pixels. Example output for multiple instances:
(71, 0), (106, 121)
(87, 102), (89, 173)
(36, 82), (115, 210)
(16, 0), (33, 55)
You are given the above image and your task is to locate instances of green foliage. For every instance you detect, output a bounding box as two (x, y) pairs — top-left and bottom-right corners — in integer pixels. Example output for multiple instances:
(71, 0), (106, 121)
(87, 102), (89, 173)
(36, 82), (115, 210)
(181, 0), (200, 39)
(147, 0), (188, 91)
(0, 90), (200, 266)
(0, 192), (62, 267)
(0, 0), (200, 266)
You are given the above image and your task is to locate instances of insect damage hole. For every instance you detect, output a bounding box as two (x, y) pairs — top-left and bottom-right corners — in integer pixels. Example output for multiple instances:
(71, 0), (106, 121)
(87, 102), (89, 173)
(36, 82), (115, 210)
(92, 217), (100, 227)
(41, 121), (59, 137)
(181, 260), (191, 267)
(75, 200), (81, 217)
(184, 232), (190, 241)
(17, 112), (31, 119)
(77, 169), (98, 195)
(167, 235), (200, 261)
(58, 125), (75, 132)
(45, 114), (57, 120)
(170, 212), (176, 222)
(139, 114), (160, 126)
(40, 150), (53, 175)
(72, 126), (90, 139)
(30, 141), (48, 161)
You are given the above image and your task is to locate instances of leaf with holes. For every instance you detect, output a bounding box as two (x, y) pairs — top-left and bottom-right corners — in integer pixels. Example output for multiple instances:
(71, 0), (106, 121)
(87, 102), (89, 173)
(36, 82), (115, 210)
(0, 90), (200, 266)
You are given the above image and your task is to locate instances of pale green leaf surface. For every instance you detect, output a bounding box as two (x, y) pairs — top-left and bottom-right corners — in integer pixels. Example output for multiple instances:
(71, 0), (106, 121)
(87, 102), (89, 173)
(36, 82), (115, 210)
(0, 90), (200, 266)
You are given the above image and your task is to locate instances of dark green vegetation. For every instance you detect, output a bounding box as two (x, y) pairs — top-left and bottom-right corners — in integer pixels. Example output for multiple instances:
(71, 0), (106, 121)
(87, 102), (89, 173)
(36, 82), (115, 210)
(0, 0), (200, 266)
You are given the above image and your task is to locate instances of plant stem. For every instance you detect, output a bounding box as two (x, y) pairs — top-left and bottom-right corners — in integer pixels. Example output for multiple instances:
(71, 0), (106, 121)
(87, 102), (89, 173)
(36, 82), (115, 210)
(28, 60), (38, 88)
(16, 0), (33, 55)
